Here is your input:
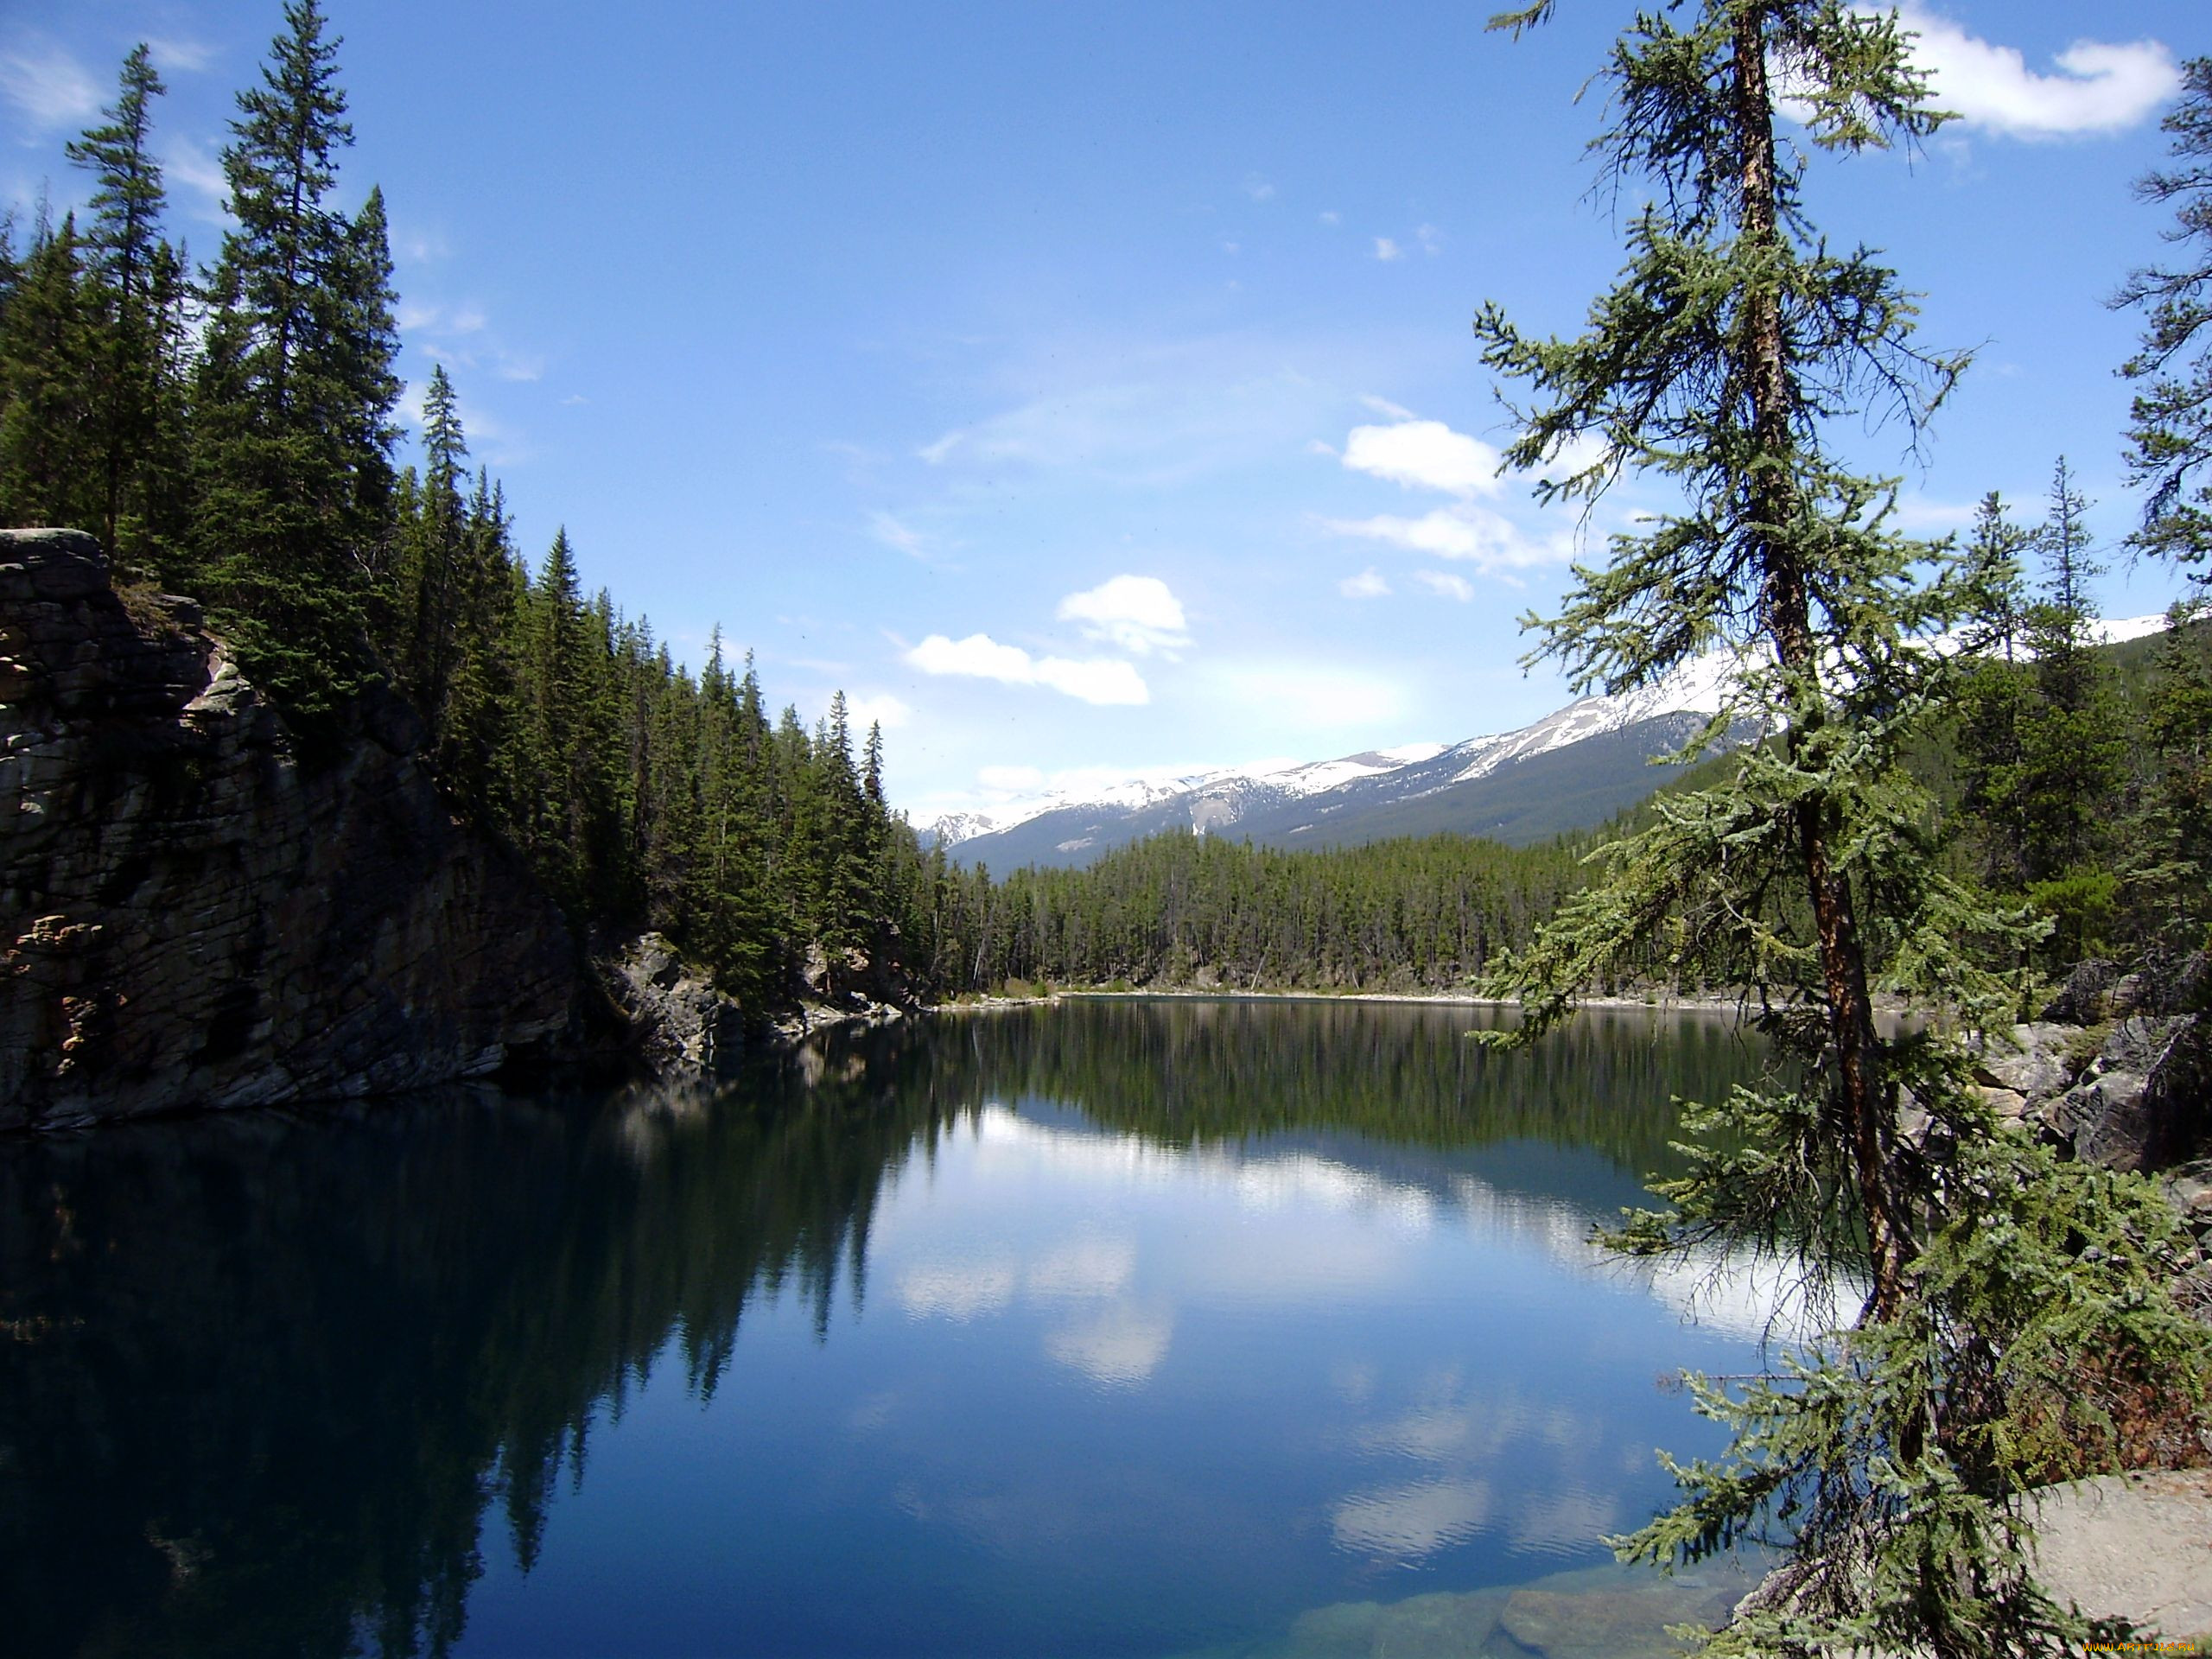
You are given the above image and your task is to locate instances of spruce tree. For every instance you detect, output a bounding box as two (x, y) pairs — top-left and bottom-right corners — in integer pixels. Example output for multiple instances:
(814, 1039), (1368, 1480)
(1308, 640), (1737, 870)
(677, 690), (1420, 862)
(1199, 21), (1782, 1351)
(1476, 5), (2209, 1652)
(65, 43), (173, 560)
(2116, 56), (2212, 575)
(194, 0), (399, 729)
(1952, 493), (2036, 891)
(2120, 600), (2212, 961)
(398, 362), (469, 724)
(0, 214), (99, 532)
(2014, 459), (2126, 954)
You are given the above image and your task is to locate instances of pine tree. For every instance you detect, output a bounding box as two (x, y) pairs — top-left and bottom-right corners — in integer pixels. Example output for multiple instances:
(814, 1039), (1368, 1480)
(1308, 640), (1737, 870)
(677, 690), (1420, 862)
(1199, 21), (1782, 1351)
(397, 362), (469, 724)
(2014, 459), (2126, 951)
(1475, 5), (2209, 1652)
(0, 214), (99, 532)
(1951, 493), (2037, 891)
(2120, 599), (2212, 959)
(2116, 56), (2212, 575)
(65, 43), (173, 560)
(194, 0), (398, 729)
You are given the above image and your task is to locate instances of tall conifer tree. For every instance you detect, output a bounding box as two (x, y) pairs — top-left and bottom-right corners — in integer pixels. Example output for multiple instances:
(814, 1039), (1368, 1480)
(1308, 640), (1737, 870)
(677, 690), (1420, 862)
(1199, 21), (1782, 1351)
(194, 0), (398, 727)
(1476, 5), (2208, 1651)
(66, 43), (172, 559)
(2117, 57), (2212, 575)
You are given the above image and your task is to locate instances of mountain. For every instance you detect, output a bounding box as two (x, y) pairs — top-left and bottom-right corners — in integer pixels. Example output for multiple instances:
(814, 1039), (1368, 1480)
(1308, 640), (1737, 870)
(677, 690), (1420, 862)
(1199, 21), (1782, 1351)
(925, 616), (2175, 873)
(931, 652), (1749, 870)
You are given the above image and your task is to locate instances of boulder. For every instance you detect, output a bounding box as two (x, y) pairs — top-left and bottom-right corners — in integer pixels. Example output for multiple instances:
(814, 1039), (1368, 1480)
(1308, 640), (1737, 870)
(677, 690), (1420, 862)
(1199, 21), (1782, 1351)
(2050, 1066), (2156, 1173)
(2163, 1159), (2212, 1233)
(1975, 1022), (2080, 1103)
(2045, 1017), (2210, 1173)
(1, 529), (585, 1128)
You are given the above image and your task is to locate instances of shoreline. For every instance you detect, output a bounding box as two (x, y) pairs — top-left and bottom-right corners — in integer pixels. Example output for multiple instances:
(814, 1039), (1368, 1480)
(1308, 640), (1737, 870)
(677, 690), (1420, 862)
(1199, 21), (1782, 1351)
(923, 985), (1753, 1016)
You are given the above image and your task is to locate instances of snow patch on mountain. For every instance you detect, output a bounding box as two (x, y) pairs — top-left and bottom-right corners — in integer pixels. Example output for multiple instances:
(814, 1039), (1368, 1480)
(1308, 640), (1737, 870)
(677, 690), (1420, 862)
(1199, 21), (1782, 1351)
(920, 620), (2174, 850)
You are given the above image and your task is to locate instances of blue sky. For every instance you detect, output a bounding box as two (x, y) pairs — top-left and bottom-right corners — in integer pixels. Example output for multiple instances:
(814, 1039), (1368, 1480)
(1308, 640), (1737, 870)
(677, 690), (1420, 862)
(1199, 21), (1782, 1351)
(3, 1), (2202, 822)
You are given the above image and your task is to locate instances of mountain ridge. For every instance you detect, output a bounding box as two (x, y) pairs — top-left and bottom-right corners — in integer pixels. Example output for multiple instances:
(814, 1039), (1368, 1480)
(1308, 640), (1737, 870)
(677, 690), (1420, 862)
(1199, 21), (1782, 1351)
(925, 617), (2170, 872)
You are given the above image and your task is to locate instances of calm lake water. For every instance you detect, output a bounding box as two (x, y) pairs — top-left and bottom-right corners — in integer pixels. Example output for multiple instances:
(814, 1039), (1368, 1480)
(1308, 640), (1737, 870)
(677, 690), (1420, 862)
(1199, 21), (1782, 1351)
(3, 998), (1782, 1659)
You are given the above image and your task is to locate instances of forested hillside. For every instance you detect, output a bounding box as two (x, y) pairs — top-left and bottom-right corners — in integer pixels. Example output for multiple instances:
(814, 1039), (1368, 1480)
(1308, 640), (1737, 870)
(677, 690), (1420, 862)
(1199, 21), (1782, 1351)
(0, 8), (944, 1015)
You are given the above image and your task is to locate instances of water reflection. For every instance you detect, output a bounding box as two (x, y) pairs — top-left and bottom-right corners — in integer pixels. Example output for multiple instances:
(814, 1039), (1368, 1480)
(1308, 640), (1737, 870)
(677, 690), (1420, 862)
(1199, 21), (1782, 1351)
(0, 999), (1772, 1659)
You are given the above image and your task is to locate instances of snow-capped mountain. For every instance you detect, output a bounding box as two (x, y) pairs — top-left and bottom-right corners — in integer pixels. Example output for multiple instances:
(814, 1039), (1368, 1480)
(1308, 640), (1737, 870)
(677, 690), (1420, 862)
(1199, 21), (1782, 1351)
(925, 744), (1452, 852)
(922, 620), (2168, 871)
(925, 650), (1741, 867)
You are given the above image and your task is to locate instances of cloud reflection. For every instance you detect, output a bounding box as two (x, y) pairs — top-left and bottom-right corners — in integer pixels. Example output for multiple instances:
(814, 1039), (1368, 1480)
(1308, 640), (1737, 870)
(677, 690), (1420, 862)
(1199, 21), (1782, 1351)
(895, 1260), (1017, 1320)
(1332, 1477), (1493, 1557)
(1043, 1304), (1176, 1387)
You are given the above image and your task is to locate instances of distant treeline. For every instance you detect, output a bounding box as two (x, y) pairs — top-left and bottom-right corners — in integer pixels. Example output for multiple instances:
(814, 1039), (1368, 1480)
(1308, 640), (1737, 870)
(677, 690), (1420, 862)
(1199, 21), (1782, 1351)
(935, 828), (1589, 994)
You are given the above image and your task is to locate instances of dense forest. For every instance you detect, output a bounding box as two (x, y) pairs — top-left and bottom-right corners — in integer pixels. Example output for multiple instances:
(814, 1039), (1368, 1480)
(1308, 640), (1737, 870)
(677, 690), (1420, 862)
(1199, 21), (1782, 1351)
(0, 8), (949, 1014)
(3, 4), (2209, 1026)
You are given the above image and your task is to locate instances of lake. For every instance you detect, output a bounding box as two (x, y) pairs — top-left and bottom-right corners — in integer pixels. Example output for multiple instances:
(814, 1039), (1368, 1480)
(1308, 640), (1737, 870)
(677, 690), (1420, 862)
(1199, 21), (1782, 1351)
(3, 997), (1783, 1659)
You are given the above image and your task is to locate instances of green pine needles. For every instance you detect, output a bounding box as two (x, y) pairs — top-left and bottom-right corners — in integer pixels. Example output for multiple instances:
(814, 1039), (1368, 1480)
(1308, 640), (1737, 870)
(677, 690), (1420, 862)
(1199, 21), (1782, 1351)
(1476, 4), (2212, 1654)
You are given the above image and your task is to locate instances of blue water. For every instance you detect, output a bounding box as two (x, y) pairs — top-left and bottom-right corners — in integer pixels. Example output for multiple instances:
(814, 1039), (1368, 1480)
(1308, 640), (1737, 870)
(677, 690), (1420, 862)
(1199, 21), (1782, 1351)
(2, 998), (1775, 1658)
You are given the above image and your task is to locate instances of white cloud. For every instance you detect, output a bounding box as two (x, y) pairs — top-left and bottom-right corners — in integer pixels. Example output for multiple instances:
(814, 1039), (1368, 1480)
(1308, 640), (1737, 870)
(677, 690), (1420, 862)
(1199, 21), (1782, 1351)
(1339, 567), (1392, 599)
(846, 693), (912, 731)
(1243, 173), (1275, 201)
(1890, 493), (1980, 533)
(1033, 658), (1150, 705)
(1056, 575), (1190, 656)
(1373, 236), (1403, 262)
(399, 226), (450, 264)
(1510, 429), (1609, 482)
(162, 136), (229, 218)
(0, 39), (98, 135)
(914, 366), (1333, 486)
(1318, 209), (1341, 226)
(1324, 504), (1573, 579)
(1358, 394), (1416, 422)
(1886, 4), (2180, 138)
(906, 632), (1150, 706)
(868, 510), (930, 559)
(1414, 570), (1475, 602)
(1219, 238), (1240, 256)
(144, 38), (216, 75)
(1341, 418), (1504, 499)
(1415, 223), (1442, 255)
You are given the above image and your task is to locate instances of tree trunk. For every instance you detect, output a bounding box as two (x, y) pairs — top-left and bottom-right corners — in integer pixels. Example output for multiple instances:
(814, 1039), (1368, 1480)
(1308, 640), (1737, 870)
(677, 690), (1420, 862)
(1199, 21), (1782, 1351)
(1731, 8), (1910, 1321)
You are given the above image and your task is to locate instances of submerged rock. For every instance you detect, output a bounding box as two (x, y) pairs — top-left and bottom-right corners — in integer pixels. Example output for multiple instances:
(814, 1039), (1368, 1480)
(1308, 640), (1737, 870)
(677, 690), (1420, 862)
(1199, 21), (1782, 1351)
(1, 529), (586, 1128)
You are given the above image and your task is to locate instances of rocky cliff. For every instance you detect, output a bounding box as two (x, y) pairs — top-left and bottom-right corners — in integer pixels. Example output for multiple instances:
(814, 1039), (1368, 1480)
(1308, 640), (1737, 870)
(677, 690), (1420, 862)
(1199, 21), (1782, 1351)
(0, 529), (586, 1129)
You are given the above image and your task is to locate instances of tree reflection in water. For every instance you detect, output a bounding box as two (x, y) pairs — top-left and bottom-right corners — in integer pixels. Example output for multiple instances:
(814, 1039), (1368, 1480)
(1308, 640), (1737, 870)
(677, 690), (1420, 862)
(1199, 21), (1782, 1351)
(0, 1000), (1759, 1659)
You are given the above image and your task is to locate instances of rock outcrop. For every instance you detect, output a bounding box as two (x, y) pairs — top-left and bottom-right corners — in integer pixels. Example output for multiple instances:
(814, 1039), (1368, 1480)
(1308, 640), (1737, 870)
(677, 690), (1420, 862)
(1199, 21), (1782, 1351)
(1, 529), (586, 1128)
(1972, 1016), (2212, 1238)
(604, 932), (747, 1071)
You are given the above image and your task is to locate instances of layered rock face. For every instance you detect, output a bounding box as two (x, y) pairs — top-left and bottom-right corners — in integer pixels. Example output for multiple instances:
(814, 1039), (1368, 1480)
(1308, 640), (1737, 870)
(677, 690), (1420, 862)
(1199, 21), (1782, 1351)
(1, 529), (583, 1128)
